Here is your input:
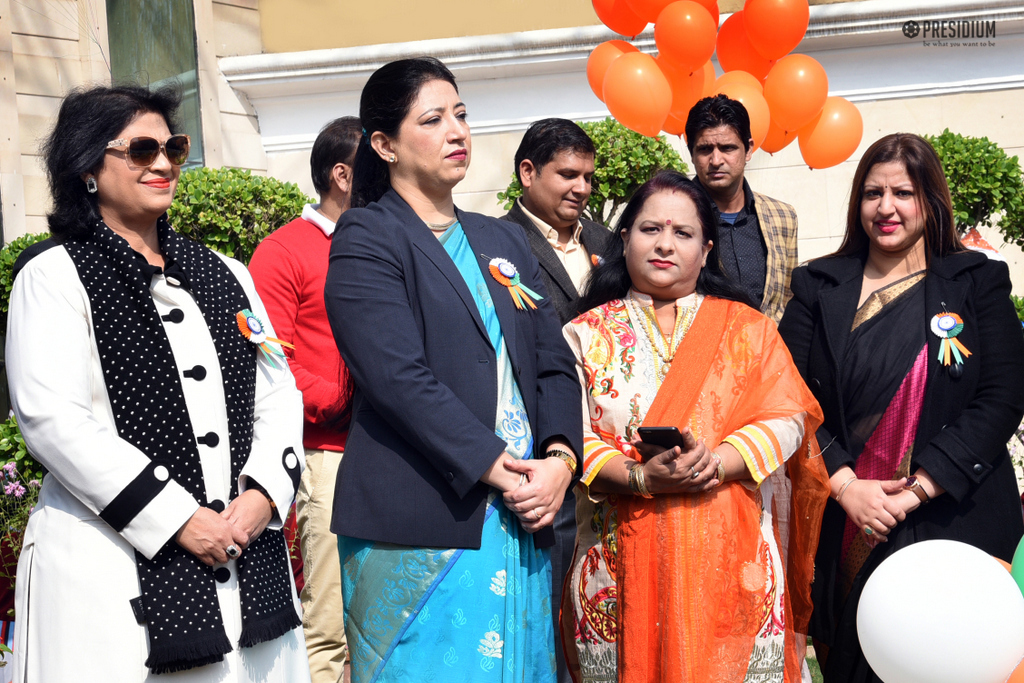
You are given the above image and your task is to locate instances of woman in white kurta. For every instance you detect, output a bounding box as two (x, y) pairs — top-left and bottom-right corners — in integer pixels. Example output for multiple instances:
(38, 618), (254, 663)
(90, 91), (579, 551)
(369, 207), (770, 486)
(6, 85), (310, 682)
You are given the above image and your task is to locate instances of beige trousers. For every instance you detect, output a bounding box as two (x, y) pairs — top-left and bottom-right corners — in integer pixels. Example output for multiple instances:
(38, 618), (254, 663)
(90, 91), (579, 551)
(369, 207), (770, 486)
(296, 448), (347, 683)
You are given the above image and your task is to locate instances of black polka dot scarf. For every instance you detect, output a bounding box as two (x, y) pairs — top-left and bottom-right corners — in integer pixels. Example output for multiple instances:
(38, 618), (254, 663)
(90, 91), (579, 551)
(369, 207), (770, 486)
(63, 218), (300, 674)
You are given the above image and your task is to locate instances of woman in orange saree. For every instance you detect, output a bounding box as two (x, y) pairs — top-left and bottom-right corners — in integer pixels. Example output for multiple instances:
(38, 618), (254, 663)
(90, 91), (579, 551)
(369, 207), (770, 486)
(562, 171), (830, 683)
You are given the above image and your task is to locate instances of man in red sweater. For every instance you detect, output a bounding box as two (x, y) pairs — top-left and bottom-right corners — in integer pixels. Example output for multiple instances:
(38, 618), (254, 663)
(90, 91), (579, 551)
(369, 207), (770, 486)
(249, 116), (360, 683)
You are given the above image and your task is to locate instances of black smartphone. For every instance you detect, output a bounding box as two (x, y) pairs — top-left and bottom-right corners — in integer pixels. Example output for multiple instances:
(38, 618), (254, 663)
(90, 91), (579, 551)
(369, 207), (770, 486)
(637, 426), (686, 450)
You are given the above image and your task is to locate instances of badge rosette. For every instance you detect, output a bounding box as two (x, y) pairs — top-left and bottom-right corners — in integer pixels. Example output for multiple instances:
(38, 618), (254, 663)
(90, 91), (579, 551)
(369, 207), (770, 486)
(488, 257), (544, 310)
(236, 309), (294, 368)
(930, 312), (972, 367)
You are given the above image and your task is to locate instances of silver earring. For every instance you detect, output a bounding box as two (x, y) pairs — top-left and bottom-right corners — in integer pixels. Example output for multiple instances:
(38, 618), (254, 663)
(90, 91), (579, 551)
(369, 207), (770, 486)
(85, 177), (98, 193)
(389, 154), (396, 164)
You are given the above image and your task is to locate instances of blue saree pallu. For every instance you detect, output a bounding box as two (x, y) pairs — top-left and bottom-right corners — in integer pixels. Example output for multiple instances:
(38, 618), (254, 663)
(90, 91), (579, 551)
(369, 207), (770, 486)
(339, 222), (556, 682)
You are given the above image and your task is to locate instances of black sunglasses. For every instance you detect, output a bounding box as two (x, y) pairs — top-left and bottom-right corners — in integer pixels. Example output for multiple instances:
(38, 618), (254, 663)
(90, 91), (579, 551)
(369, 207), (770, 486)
(106, 134), (191, 168)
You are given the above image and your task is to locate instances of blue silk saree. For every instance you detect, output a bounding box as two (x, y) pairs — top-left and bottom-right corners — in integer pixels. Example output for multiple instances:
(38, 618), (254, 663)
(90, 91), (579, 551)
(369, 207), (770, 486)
(338, 222), (556, 683)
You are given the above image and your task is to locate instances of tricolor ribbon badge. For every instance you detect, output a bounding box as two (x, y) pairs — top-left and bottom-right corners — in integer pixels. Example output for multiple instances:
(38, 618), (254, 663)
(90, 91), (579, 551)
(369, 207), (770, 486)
(236, 309), (294, 368)
(487, 257), (543, 310)
(930, 312), (972, 366)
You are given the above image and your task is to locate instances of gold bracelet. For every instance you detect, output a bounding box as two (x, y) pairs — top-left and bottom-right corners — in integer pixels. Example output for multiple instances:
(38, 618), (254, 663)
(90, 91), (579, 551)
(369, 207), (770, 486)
(835, 475), (858, 503)
(547, 449), (577, 476)
(716, 458), (726, 485)
(628, 461), (653, 499)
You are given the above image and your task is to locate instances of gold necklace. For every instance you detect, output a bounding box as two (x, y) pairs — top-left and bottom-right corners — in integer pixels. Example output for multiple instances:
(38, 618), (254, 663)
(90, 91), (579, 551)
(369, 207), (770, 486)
(425, 217), (458, 231)
(627, 295), (699, 380)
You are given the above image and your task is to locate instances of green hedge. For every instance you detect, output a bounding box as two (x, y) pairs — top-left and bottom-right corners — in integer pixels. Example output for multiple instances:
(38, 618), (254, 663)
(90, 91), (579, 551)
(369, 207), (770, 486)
(167, 167), (312, 264)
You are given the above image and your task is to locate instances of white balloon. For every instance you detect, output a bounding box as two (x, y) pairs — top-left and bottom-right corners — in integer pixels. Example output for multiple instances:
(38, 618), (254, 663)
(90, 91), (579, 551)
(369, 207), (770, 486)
(857, 539), (1024, 683)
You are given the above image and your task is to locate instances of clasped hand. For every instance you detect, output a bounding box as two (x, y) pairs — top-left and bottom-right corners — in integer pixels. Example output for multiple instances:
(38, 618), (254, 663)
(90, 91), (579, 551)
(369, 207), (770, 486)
(838, 478), (923, 548)
(629, 428), (720, 494)
(496, 456), (572, 534)
(174, 489), (274, 566)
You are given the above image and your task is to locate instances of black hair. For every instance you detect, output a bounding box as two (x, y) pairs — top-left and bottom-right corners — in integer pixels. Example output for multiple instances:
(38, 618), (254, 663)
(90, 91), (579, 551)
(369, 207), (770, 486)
(310, 116), (362, 196)
(351, 57), (458, 208)
(42, 83), (181, 241)
(576, 170), (756, 315)
(513, 118), (596, 185)
(684, 94), (753, 155)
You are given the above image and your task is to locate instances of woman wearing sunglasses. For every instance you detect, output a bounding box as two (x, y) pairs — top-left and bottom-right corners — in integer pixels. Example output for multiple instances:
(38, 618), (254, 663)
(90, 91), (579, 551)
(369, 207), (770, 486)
(6, 84), (310, 682)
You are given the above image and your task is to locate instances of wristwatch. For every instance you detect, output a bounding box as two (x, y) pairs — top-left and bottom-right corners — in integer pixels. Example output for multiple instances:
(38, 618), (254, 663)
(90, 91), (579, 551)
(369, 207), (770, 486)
(904, 475), (930, 504)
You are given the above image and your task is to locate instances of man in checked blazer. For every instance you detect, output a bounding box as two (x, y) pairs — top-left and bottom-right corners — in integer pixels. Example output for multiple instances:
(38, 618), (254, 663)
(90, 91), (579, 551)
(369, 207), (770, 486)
(686, 95), (799, 322)
(501, 118), (611, 683)
(502, 119), (613, 326)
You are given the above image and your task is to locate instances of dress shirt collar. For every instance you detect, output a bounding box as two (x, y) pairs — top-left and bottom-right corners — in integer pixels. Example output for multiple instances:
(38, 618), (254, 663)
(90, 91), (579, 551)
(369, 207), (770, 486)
(517, 198), (583, 247)
(303, 203), (338, 237)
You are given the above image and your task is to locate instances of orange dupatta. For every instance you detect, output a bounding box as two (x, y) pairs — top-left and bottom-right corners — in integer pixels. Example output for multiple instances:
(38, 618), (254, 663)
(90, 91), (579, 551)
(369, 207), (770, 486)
(617, 297), (829, 683)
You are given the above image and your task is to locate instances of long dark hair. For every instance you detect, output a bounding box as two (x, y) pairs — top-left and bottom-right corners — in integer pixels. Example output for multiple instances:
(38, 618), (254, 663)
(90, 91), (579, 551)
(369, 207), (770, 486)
(351, 57), (458, 208)
(42, 84), (181, 241)
(833, 133), (964, 259)
(576, 170), (756, 314)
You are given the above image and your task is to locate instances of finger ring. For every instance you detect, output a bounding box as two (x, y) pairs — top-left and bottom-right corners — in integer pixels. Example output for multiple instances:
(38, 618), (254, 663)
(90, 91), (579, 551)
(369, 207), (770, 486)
(226, 544), (241, 559)
(863, 527), (874, 536)
(532, 509), (541, 521)
(690, 467), (697, 478)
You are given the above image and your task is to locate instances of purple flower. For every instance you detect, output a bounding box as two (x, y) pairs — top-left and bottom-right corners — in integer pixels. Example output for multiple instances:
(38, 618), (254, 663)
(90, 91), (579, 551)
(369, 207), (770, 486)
(4, 482), (25, 498)
(2, 463), (15, 479)
(28, 480), (40, 489)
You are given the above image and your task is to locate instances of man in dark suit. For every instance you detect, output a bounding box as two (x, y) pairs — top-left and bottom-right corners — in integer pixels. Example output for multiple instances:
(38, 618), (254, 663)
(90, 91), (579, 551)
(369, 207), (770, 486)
(502, 119), (613, 325)
(502, 119), (610, 683)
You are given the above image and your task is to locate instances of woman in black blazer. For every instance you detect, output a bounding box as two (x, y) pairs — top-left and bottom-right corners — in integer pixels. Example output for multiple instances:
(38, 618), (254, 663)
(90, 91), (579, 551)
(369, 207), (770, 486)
(778, 133), (1024, 683)
(324, 58), (582, 683)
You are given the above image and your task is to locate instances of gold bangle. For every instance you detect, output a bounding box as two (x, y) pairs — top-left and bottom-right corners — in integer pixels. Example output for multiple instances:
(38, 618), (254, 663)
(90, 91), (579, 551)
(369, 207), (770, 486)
(547, 449), (577, 476)
(628, 461), (653, 499)
(716, 458), (726, 485)
(835, 475), (858, 503)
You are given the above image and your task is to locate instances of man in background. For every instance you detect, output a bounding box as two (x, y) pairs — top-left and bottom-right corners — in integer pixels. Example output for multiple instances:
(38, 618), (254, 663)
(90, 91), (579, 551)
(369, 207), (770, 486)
(685, 95), (799, 322)
(502, 118), (612, 324)
(249, 116), (361, 683)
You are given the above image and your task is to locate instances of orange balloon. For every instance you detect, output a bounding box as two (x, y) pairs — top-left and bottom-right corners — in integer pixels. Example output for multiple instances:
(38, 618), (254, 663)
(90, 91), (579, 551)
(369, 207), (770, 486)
(1008, 657), (1024, 683)
(798, 96), (863, 169)
(715, 82), (770, 149)
(691, 0), (719, 27)
(663, 113), (687, 136)
(592, 0), (649, 37)
(760, 118), (797, 154)
(700, 60), (717, 97)
(587, 40), (639, 101)
(603, 52), (673, 137)
(998, 558), (1014, 573)
(623, 0), (674, 23)
(744, 0), (810, 60)
(764, 54), (828, 131)
(654, 1), (717, 73)
(715, 11), (775, 81)
(714, 70), (763, 94)
(657, 55), (707, 120)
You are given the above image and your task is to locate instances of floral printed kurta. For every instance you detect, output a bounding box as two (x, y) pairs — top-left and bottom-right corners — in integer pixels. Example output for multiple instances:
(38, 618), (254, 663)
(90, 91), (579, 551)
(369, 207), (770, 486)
(562, 291), (804, 683)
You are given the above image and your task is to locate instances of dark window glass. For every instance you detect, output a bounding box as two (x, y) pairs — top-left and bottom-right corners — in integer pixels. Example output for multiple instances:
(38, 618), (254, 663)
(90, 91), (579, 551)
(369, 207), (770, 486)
(106, 0), (204, 166)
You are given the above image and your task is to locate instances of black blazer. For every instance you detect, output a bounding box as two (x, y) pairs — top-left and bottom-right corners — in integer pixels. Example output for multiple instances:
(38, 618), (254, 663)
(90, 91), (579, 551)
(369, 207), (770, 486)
(324, 190), (584, 549)
(501, 201), (613, 324)
(778, 251), (1024, 559)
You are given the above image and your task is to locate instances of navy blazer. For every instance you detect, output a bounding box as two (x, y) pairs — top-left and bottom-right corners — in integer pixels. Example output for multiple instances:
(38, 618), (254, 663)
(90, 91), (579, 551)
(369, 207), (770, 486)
(324, 189), (583, 549)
